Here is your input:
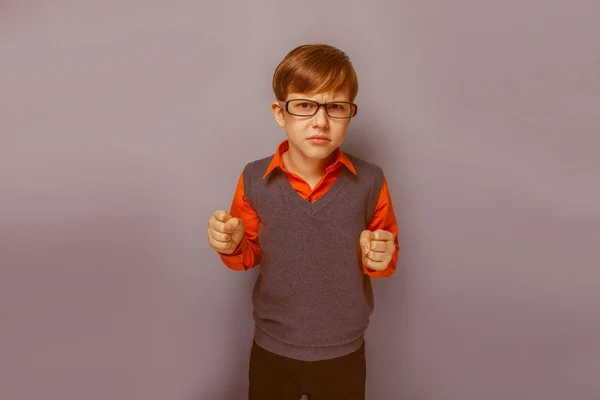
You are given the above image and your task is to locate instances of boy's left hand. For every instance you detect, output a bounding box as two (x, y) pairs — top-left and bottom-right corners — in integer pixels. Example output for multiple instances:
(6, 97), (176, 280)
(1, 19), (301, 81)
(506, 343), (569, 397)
(359, 229), (395, 271)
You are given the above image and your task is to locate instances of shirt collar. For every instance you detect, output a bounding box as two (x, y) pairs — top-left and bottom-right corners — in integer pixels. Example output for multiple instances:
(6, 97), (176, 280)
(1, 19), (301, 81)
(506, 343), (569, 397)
(262, 140), (357, 178)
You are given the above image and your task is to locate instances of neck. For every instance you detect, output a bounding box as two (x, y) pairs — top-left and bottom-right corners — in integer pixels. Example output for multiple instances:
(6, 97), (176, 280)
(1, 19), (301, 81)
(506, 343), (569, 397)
(282, 147), (335, 182)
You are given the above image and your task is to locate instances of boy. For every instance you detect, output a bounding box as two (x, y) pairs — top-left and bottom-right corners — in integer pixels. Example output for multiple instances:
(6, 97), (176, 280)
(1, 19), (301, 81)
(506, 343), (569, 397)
(207, 44), (399, 400)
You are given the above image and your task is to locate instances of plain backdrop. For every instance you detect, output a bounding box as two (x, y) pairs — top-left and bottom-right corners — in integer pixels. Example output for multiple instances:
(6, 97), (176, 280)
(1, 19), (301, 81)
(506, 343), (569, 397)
(1, 1), (599, 399)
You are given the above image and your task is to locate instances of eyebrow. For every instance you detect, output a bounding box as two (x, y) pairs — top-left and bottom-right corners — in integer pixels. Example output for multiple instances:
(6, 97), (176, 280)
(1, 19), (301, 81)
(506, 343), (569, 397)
(289, 97), (350, 102)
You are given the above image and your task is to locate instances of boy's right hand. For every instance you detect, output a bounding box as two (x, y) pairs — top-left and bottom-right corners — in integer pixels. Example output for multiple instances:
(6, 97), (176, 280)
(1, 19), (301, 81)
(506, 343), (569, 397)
(207, 210), (245, 255)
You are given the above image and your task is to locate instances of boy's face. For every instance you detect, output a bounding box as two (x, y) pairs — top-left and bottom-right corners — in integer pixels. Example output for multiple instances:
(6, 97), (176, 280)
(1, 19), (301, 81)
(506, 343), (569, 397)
(271, 89), (352, 164)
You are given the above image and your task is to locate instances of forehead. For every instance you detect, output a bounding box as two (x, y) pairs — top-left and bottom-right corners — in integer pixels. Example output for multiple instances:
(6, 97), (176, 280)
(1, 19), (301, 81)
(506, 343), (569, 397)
(287, 90), (351, 102)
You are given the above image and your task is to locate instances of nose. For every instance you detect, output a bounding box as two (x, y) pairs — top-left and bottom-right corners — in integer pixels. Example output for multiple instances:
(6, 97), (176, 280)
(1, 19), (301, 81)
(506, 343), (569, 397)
(312, 105), (329, 128)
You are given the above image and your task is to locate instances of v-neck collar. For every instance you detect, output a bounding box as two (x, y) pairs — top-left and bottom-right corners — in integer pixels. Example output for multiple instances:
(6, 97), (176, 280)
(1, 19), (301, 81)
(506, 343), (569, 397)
(275, 168), (350, 217)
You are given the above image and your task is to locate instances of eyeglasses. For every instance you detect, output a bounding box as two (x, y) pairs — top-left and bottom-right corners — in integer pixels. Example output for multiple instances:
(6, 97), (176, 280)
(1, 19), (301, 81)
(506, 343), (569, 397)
(279, 99), (358, 119)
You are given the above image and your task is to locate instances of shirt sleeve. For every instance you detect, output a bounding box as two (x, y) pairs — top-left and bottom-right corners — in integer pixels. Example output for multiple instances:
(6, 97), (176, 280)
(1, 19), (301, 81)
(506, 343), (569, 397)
(217, 172), (261, 270)
(363, 176), (400, 278)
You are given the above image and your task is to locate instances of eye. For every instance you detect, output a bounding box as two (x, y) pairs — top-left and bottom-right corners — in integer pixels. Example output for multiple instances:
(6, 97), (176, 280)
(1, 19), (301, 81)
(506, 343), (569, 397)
(329, 103), (347, 111)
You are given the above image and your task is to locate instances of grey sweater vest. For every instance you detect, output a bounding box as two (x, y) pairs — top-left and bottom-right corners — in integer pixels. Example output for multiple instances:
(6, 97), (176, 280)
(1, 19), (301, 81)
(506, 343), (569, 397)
(243, 153), (384, 361)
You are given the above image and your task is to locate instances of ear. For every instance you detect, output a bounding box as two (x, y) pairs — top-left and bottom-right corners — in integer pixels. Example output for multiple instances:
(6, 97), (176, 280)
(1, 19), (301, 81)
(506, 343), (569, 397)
(271, 101), (286, 127)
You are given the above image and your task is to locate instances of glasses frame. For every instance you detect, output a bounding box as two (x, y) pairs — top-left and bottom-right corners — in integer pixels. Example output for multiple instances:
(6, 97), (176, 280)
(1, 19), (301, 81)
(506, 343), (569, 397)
(279, 99), (358, 119)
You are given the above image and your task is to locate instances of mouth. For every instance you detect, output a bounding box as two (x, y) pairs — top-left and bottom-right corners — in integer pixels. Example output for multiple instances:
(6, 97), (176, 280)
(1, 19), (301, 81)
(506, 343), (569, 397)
(307, 136), (331, 145)
(307, 136), (331, 141)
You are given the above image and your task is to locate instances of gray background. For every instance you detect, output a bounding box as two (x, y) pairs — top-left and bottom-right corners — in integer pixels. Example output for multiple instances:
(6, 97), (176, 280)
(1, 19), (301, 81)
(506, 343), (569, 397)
(1, 1), (599, 399)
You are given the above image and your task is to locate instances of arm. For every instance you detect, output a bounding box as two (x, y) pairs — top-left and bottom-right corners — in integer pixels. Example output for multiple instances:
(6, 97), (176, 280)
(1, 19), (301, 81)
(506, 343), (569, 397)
(218, 172), (261, 271)
(363, 176), (400, 278)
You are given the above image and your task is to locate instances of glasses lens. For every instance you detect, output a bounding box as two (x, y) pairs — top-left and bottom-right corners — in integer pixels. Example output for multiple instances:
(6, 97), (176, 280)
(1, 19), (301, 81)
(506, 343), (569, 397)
(326, 102), (355, 118)
(287, 100), (318, 116)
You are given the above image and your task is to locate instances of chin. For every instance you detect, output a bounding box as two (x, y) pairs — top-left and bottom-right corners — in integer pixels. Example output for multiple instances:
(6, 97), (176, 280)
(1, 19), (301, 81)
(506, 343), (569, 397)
(302, 145), (336, 160)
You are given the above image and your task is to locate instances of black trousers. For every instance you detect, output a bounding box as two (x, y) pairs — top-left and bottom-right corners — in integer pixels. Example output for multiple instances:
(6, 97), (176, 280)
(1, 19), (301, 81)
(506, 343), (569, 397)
(248, 341), (366, 400)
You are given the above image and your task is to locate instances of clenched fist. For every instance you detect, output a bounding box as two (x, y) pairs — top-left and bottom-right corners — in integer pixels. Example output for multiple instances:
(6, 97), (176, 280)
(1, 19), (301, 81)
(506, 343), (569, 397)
(207, 210), (245, 255)
(359, 229), (396, 271)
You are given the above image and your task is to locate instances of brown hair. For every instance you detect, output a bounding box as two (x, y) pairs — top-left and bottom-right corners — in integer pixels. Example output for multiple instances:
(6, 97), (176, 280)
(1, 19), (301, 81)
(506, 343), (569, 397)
(272, 44), (359, 102)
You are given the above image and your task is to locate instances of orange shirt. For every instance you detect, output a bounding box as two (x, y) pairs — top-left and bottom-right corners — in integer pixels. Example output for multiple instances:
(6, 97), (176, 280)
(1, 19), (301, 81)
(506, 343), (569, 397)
(219, 140), (400, 279)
